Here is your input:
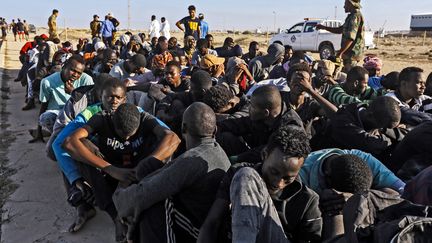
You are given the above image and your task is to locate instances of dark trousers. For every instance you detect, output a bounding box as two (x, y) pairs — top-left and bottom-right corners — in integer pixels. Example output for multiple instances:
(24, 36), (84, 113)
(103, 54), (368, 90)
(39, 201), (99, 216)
(102, 36), (113, 48)
(134, 199), (199, 243)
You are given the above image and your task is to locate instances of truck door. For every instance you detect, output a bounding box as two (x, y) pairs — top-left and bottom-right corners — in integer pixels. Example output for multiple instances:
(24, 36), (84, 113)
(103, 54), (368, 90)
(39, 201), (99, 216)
(285, 22), (303, 50)
(300, 22), (318, 51)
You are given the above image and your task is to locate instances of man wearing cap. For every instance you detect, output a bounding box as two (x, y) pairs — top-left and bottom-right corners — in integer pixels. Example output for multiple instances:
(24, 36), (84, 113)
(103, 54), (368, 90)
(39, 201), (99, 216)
(100, 15), (115, 48)
(90, 15), (101, 39)
(200, 54), (225, 79)
(176, 5), (201, 40)
(199, 13), (209, 39)
(48, 9), (59, 40)
(316, 0), (365, 72)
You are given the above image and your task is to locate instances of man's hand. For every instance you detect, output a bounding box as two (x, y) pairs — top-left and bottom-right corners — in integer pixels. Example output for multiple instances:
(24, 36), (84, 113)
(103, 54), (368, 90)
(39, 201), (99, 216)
(319, 189), (353, 216)
(103, 165), (137, 185)
(73, 178), (94, 203)
(65, 80), (74, 94)
(296, 72), (314, 93)
(124, 79), (138, 87)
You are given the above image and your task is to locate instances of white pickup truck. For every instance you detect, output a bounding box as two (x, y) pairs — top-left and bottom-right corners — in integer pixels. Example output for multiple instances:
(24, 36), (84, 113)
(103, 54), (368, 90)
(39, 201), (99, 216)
(270, 18), (375, 60)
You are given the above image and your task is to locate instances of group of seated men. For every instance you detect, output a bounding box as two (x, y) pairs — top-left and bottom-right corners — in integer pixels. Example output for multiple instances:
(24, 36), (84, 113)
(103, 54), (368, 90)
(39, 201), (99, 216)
(13, 28), (432, 242)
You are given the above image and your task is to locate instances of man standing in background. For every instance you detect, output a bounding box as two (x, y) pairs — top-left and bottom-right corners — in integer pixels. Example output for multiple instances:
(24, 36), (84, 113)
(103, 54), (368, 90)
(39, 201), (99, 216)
(149, 15), (160, 39)
(199, 13), (209, 39)
(90, 15), (101, 39)
(100, 15), (115, 48)
(176, 5), (201, 40)
(316, 0), (364, 72)
(160, 17), (170, 39)
(48, 9), (59, 40)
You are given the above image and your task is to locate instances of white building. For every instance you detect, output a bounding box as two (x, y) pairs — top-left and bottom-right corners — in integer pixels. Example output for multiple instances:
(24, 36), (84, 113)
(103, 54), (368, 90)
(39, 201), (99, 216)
(410, 13), (432, 31)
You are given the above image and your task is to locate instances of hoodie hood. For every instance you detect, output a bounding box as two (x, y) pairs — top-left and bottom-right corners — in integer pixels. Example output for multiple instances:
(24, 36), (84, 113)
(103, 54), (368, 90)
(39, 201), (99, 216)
(264, 43), (285, 66)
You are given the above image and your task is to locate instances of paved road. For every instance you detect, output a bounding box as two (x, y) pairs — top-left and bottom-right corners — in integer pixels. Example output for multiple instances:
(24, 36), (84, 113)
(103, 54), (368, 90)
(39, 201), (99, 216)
(0, 37), (115, 243)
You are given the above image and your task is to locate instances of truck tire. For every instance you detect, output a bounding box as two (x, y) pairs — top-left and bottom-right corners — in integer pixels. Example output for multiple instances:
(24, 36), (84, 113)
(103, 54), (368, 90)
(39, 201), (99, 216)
(319, 44), (335, 60)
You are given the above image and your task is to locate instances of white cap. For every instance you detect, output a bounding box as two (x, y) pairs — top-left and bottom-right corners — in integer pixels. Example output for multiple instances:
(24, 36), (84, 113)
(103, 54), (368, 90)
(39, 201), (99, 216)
(94, 42), (106, 51)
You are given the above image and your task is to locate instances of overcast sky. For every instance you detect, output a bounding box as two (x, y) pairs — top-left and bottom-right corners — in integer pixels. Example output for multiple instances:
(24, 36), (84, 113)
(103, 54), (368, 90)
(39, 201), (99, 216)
(2, 0), (431, 31)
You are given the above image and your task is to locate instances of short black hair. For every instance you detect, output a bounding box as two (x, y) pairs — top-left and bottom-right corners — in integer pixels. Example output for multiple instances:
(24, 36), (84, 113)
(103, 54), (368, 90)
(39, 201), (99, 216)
(53, 9), (59, 14)
(273, 40), (283, 45)
(113, 103), (140, 137)
(381, 71), (399, 90)
(101, 76), (126, 94)
(286, 62), (311, 81)
(161, 17), (166, 21)
(158, 36), (168, 42)
(290, 50), (306, 64)
(151, 15), (156, 20)
(368, 96), (401, 128)
(203, 85), (234, 112)
(191, 70), (212, 89)
(399, 67), (424, 85)
(196, 39), (209, 49)
(347, 66), (369, 83)
(165, 60), (181, 71)
(266, 124), (311, 158)
(249, 41), (259, 49)
(188, 5), (196, 10)
(205, 34), (213, 39)
(65, 54), (85, 67)
(183, 102), (216, 137)
(284, 45), (293, 51)
(251, 85), (282, 110)
(328, 154), (373, 193)
(224, 37), (234, 45)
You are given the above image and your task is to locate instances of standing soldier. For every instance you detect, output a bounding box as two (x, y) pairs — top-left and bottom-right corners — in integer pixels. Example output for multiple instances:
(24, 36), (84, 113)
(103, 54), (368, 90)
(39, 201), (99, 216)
(316, 0), (364, 72)
(48, 9), (59, 40)
(90, 14), (101, 39)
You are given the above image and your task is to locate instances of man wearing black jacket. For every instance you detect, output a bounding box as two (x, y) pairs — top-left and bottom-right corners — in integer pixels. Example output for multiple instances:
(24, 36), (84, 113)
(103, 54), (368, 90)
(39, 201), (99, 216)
(217, 85), (304, 163)
(198, 125), (322, 243)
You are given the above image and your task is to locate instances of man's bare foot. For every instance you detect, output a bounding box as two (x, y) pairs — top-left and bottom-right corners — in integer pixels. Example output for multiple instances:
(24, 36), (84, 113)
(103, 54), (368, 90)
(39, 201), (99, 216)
(68, 203), (96, 233)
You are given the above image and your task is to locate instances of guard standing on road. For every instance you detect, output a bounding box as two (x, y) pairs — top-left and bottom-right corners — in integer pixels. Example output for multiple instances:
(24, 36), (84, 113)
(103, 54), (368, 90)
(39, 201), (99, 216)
(316, 0), (364, 72)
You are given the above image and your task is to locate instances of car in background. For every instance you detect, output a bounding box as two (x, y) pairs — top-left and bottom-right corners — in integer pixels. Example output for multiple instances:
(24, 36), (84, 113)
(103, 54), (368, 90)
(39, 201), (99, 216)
(28, 24), (36, 34)
(270, 18), (375, 60)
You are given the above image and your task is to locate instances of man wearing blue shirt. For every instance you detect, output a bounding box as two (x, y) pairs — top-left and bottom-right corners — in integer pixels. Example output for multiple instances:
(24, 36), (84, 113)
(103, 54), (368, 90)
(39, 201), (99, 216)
(299, 148), (405, 195)
(100, 15), (115, 48)
(199, 13), (209, 39)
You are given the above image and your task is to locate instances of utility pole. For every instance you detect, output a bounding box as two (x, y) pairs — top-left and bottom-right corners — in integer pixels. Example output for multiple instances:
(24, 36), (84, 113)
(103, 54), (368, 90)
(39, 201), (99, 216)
(273, 11), (276, 33)
(128, 0), (131, 30)
(334, 6), (337, 19)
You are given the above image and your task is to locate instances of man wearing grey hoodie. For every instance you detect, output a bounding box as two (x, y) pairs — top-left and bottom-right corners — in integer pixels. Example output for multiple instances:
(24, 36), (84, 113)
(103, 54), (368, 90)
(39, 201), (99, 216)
(248, 43), (285, 82)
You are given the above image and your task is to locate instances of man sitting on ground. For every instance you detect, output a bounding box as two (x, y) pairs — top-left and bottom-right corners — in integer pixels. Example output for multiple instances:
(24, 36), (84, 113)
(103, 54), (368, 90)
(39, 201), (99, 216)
(198, 125), (322, 243)
(217, 85), (303, 163)
(203, 84), (250, 121)
(327, 66), (377, 107)
(63, 103), (180, 241)
(31, 54), (94, 143)
(113, 102), (231, 242)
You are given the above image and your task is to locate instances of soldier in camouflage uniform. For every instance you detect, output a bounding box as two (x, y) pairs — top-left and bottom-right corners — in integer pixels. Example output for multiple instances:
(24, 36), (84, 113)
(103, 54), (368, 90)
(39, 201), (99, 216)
(317, 0), (365, 72)
(48, 9), (59, 40)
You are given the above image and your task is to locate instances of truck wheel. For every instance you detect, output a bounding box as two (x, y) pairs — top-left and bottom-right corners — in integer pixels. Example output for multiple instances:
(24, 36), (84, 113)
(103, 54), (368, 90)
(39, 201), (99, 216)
(319, 44), (334, 60)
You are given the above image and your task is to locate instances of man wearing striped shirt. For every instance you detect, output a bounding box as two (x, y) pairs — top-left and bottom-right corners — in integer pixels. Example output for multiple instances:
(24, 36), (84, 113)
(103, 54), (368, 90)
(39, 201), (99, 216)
(327, 66), (377, 107)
